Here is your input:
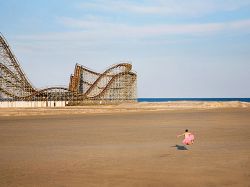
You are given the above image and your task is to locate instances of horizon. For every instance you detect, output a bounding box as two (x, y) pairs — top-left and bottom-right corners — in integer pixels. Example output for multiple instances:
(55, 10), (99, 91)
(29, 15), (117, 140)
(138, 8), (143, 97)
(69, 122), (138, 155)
(1, 0), (250, 98)
(138, 97), (250, 98)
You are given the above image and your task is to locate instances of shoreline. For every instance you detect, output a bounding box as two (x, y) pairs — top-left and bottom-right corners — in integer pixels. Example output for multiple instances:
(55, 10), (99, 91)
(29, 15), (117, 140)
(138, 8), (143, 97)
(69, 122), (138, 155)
(0, 101), (250, 117)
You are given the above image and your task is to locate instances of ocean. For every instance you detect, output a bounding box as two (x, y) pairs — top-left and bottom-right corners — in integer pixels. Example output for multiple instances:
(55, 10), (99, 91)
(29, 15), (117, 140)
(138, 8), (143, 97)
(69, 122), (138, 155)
(137, 98), (250, 102)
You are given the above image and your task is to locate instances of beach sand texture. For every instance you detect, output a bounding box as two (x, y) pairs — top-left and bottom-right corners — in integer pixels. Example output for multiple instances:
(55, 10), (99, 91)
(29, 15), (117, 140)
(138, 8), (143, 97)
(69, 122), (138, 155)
(0, 104), (249, 186)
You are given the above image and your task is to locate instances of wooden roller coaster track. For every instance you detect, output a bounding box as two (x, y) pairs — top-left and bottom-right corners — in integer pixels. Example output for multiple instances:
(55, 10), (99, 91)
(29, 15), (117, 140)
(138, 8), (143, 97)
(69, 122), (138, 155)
(0, 34), (137, 104)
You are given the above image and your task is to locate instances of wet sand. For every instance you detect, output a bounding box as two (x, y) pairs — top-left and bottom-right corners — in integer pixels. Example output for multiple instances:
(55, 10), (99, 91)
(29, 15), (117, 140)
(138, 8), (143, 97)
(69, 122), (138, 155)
(0, 108), (250, 186)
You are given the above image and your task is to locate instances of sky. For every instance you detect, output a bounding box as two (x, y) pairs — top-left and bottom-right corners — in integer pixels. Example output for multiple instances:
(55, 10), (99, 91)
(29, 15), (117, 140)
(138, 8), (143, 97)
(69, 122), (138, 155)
(1, 0), (250, 98)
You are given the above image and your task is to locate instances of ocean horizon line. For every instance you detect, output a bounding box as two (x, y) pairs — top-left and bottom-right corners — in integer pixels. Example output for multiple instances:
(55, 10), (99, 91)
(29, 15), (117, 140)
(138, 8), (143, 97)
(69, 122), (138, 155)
(137, 98), (250, 102)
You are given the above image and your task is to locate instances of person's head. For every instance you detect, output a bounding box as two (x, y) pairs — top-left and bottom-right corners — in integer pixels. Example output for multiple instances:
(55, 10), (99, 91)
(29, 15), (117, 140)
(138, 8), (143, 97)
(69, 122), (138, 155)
(185, 129), (188, 132)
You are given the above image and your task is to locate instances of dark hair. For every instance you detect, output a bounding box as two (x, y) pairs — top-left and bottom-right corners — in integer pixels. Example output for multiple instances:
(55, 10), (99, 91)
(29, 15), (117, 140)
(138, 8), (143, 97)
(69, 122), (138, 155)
(185, 129), (188, 132)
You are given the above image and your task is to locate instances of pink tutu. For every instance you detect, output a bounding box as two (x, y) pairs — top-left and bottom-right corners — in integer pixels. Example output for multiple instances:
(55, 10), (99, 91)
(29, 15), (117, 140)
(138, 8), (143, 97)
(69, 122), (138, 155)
(182, 134), (195, 145)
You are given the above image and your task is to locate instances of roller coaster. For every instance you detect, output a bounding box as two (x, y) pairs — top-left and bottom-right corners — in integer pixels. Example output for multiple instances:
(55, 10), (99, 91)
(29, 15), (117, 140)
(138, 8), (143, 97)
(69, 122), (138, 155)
(0, 34), (137, 105)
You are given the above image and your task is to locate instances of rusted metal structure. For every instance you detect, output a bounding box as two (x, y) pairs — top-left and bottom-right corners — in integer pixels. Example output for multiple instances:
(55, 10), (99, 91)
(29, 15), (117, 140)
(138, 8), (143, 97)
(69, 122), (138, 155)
(0, 34), (137, 105)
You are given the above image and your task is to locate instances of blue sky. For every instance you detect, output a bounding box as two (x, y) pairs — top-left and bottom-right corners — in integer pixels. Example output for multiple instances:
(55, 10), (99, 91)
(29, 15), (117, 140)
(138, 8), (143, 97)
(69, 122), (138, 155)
(1, 0), (250, 97)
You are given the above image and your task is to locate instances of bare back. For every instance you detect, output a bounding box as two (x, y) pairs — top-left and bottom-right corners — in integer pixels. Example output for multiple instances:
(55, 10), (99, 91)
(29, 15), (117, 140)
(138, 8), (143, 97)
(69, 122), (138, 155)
(184, 132), (192, 139)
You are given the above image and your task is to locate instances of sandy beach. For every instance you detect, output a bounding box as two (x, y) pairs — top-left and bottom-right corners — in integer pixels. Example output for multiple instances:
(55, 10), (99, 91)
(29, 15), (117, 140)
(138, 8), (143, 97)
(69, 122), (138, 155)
(0, 102), (250, 186)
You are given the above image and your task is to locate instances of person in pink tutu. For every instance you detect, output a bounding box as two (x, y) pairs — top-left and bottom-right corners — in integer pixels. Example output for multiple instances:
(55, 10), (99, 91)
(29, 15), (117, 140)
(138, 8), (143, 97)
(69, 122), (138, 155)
(177, 129), (194, 145)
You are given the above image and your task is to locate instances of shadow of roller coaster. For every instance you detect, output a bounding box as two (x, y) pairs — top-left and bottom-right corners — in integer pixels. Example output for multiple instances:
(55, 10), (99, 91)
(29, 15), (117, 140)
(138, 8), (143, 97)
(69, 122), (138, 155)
(0, 33), (137, 105)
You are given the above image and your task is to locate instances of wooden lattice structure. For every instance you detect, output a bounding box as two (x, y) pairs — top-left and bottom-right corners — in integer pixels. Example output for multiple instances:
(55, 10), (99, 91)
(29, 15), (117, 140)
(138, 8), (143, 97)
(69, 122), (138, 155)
(0, 34), (137, 105)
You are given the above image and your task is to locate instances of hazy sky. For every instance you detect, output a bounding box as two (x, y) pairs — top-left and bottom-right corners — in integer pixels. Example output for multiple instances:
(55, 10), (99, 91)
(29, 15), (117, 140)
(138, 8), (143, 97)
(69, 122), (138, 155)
(1, 0), (250, 97)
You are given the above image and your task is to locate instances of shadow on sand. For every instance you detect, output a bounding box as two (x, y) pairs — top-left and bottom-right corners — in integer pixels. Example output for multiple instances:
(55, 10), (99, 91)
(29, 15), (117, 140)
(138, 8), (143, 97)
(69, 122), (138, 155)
(172, 144), (188, 150)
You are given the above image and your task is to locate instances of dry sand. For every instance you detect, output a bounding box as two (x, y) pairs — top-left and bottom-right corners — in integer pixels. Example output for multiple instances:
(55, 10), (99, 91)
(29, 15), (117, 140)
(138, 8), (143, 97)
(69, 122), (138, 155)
(0, 103), (250, 186)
